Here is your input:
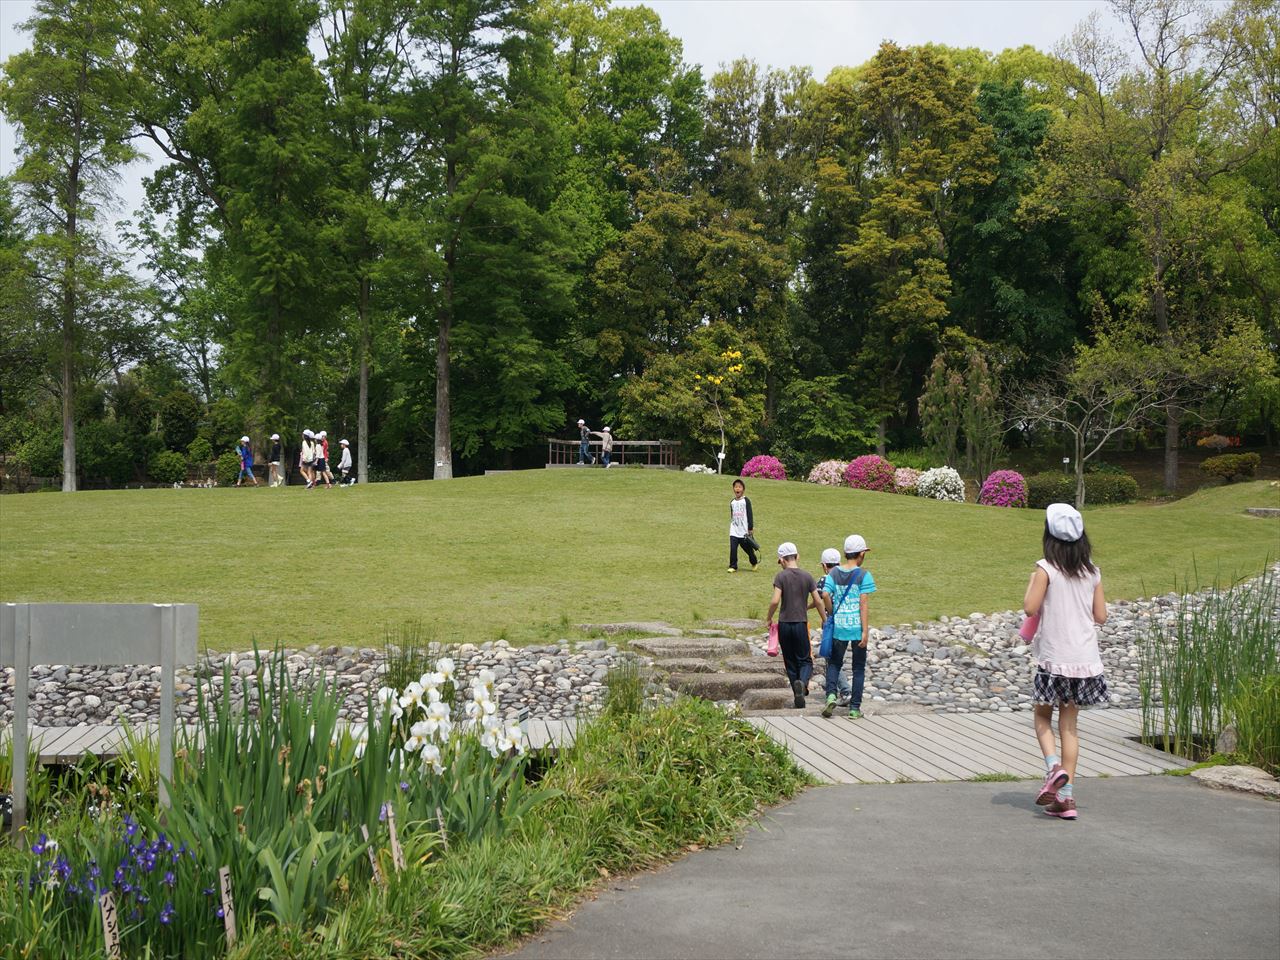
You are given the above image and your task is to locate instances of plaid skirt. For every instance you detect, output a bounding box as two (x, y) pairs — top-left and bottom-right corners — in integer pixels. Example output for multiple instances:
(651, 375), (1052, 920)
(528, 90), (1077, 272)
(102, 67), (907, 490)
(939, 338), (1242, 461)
(1033, 669), (1109, 707)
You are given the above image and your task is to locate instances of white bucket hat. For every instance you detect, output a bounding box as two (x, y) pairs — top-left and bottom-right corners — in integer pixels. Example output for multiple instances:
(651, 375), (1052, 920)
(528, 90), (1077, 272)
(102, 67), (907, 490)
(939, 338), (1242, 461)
(318, 430), (327, 438)
(1046, 503), (1084, 542)
(303, 429), (314, 438)
(777, 541), (798, 560)
(339, 439), (349, 446)
(239, 436), (250, 443)
(820, 547), (840, 566)
(270, 433), (279, 440)
(844, 534), (869, 555)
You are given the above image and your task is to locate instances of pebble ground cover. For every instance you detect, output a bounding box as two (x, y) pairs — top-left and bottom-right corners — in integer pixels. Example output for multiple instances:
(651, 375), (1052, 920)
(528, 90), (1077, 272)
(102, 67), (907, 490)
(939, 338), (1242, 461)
(0, 472), (1274, 650)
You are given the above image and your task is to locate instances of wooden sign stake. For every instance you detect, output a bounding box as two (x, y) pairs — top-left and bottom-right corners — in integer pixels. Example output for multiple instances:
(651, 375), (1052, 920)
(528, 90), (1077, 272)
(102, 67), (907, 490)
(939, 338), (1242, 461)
(361, 825), (386, 887)
(218, 865), (237, 946)
(99, 890), (121, 959)
(387, 808), (406, 873)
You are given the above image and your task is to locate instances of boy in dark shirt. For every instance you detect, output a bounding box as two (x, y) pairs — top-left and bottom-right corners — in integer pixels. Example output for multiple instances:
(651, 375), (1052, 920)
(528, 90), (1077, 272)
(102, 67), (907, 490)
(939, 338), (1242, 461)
(765, 542), (826, 708)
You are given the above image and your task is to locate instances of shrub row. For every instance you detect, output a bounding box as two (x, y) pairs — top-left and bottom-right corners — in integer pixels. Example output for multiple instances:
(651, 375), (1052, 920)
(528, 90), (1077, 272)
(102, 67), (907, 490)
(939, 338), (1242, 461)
(1200, 452), (1261, 483)
(1025, 471), (1139, 508)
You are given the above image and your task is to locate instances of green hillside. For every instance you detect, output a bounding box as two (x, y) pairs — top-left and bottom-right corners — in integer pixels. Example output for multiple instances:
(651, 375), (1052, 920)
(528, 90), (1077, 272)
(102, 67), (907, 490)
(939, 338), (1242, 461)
(0, 473), (1275, 651)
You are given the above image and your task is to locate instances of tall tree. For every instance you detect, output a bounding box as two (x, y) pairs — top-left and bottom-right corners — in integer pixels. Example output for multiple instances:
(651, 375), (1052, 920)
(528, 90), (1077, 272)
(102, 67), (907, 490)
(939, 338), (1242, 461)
(1, 0), (141, 491)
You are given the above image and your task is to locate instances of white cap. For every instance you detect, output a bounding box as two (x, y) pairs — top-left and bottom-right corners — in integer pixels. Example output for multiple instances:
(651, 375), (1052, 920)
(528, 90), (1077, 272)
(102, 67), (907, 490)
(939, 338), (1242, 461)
(777, 541), (798, 559)
(577, 419), (585, 425)
(318, 430), (326, 438)
(340, 438), (349, 446)
(270, 433), (279, 440)
(821, 548), (840, 566)
(240, 436), (250, 443)
(843, 534), (869, 555)
(1046, 503), (1084, 542)
(603, 426), (611, 432)
(303, 429), (314, 438)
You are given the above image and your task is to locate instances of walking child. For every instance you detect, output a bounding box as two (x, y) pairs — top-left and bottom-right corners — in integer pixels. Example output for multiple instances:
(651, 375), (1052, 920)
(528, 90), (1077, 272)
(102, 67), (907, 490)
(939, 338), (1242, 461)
(817, 547), (853, 706)
(1023, 503), (1108, 821)
(819, 535), (876, 719)
(300, 429), (316, 487)
(268, 433), (283, 487)
(591, 426), (614, 467)
(727, 478), (758, 572)
(765, 542), (826, 708)
(235, 436), (258, 486)
(577, 419), (592, 464)
(316, 431), (334, 488)
(338, 438), (353, 485)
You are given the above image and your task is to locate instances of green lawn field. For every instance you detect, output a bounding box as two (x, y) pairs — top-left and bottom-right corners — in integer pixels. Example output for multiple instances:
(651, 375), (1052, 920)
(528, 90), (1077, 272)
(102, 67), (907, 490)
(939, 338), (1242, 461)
(0, 472), (1275, 651)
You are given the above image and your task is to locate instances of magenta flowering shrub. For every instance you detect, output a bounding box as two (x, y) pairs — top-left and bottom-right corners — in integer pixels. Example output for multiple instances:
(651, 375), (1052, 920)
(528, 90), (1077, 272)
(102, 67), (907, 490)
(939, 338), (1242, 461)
(893, 467), (921, 494)
(978, 469), (1028, 508)
(740, 455), (786, 481)
(806, 460), (849, 486)
(843, 454), (895, 492)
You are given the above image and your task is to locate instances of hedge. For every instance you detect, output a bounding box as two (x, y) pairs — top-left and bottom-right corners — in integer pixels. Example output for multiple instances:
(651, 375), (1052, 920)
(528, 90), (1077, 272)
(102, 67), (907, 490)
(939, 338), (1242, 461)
(1200, 452), (1261, 483)
(1026, 471), (1139, 508)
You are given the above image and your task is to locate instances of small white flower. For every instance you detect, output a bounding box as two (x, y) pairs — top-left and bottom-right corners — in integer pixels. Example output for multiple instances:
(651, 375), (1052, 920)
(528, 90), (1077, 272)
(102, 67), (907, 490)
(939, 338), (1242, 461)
(376, 686), (403, 721)
(426, 685), (442, 704)
(404, 735), (424, 753)
(478, 668), (495, 686)
(399, 681), (424, 712)
(427, 700), (450, 722)
(436, 657), (455, 681)
(482, 700), (497, 717)
(464, 700), (481, 720)
(436, 718), (453, 742)
(410, 719), (432, 741)
(481, 711), (501, 731)
(421, 742), (444, 775)
(427, 671), (446, 688)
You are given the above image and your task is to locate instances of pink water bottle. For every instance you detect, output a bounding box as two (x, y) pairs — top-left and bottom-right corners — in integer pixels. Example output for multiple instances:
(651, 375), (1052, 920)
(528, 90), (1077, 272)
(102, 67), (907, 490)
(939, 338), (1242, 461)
(1018, 612), (1040, 642)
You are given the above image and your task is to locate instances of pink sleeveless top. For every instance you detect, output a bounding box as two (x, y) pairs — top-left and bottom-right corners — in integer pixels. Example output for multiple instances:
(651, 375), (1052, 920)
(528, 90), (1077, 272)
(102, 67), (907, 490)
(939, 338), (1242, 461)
(1033, 559), (1104, 678)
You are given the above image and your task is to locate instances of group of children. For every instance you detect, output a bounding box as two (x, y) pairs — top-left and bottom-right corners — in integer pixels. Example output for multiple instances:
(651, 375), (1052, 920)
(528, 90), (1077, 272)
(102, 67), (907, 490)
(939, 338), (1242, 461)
(232, 431), (355, 488)
(730, 478), (1108, 821)
(576, 419), (614, 466)
(297, 429), (354, 489)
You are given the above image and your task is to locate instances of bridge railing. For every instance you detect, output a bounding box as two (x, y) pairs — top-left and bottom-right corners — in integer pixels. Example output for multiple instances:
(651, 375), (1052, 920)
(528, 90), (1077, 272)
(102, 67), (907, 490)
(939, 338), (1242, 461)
(546, 438), (680, 469)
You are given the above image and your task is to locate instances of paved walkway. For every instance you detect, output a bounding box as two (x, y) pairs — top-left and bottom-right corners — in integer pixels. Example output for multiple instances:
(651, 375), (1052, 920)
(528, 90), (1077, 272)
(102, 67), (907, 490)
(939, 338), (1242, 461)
(505, 777), (1280, 960)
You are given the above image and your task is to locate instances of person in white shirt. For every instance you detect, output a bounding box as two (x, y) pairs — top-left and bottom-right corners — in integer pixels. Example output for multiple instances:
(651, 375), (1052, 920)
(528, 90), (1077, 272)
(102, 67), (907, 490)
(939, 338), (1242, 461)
(338, 438), (354, 485)
(727, 478), (758, 572)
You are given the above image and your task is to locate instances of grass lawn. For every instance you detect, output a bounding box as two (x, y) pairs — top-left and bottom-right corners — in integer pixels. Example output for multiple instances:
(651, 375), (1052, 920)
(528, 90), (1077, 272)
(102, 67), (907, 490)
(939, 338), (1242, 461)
(0, 471), (1275, 651)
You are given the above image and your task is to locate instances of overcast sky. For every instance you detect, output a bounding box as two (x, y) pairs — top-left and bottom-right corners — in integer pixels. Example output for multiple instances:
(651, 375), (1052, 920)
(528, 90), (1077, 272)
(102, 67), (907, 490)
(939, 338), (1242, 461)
(1, 0), (1109, 239)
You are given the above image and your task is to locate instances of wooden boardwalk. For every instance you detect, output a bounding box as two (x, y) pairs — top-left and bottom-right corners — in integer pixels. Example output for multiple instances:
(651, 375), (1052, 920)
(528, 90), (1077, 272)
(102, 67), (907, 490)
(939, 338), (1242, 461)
(749, 708), (1190, 783)
(6, 710), (1183, 783)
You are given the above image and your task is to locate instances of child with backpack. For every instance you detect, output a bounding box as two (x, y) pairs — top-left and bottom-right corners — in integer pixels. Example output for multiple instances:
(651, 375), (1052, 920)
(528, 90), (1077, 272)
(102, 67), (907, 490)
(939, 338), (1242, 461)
(819, 534), (876, 719)
(1023, 503), (1108, 821)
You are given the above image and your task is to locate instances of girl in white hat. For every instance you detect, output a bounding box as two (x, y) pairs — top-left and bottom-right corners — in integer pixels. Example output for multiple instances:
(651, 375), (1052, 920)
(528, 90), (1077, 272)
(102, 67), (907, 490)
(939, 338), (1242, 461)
(337, 439), (353, 485)
(300, 429), (316, 488)
(267, 433), (283, 487)
(1022, 502), (1108, 821)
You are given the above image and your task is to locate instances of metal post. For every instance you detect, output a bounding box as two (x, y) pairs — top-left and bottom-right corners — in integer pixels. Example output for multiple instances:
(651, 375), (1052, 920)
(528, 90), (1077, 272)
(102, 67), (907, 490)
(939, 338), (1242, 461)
(12, 603), (30, 840)
(158, 604), (176, 809)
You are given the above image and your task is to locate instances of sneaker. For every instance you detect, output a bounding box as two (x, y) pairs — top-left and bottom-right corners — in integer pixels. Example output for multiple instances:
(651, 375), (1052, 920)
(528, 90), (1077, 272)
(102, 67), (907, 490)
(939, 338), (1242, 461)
(751, 562), (759, 571)
(1036, 764), (1069, 805)
(727, 567), (737, 573)
(791, 679), (805, 709)
(822, 694), (836, 718)
(1045, 796), (1078, 820)
(847, 709), (862, 720)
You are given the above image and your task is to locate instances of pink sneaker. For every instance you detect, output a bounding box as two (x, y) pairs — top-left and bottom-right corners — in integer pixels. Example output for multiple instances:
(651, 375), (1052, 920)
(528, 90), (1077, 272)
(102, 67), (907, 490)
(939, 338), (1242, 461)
(1045, 796), (1077, 820)
(1036, 764), (1069, 805)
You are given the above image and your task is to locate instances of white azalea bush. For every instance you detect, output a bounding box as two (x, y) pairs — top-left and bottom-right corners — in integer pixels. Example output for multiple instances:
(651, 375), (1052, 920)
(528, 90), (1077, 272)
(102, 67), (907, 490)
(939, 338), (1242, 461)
(916, 466), (966, 502)
(684, 463), (716, 474)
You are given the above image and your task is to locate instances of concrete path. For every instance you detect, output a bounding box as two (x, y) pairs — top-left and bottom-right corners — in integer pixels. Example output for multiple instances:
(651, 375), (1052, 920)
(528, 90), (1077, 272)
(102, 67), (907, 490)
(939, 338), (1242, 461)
(506, 777), (1280, 960)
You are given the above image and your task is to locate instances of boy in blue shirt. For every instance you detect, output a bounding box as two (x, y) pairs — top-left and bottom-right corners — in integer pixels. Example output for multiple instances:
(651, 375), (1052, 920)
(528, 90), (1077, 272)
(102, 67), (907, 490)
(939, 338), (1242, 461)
(820, 534), (876, 718)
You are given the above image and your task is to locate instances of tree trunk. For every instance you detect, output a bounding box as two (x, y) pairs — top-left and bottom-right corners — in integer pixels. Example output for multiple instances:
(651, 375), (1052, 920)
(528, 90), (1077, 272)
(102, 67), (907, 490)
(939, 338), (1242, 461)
(1074, 433), (1086, 510)
(433, 267), (453, 480)
(61, 161), (80, 493)
(61, 334), (76, 492)
(357, 276), (370, 484)
(1163, 408), (1180, 494)
(876, 419), (886, 457)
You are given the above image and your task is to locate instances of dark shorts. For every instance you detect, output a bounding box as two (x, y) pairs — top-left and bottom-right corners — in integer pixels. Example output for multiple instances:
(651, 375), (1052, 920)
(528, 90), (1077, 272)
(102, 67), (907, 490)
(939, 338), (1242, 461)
(1033, 669), (1109, 707)
(315, 458), (327, 471)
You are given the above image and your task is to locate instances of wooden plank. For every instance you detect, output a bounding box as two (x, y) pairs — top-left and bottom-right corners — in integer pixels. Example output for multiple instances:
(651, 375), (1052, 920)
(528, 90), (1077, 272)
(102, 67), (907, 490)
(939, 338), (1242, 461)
(769, 718), (885, 783)
(908, 714), (1043, 776)
(815, 718), (943, 783)
(757, 719), (864, 783)
(778, 717), (922, 784)
(752, 719), (835, 783)
(36, 727), (85, 760)
(963, 713), (1143, 777)
(854, 717), (980, 780)
(1021, 711), (1177, 773)
(940, 713), (1121, 777)
(890, 714), (1031, 778)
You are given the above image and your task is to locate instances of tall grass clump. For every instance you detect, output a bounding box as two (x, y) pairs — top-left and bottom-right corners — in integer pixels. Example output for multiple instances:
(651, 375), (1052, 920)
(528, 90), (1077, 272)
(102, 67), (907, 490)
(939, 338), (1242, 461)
(1139, 566), (1279, 768)
(601, 659), (649, 720)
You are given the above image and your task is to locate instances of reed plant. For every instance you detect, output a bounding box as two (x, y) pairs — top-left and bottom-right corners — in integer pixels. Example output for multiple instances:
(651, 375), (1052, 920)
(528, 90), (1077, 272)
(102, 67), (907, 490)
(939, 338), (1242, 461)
(1139, 566), (1279, 765)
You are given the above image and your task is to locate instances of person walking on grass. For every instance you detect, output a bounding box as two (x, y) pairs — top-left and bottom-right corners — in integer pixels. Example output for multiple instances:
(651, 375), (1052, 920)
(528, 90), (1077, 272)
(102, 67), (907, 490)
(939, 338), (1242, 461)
(727, 478), (759, 572)
(820, 535), (876, 719)
(338, 438), (354, 485)
(577, 419), (592, 464)
(235, 436), (258, 486)
(591, 425), (614, 467)
(267, 433), (283, 487)
(765, 542), (825, 708)
(817, 547), (853, 707)
(315, 431), (334, 488)
(1023, 503), (1108, 822)
(300, 429), (316, 487)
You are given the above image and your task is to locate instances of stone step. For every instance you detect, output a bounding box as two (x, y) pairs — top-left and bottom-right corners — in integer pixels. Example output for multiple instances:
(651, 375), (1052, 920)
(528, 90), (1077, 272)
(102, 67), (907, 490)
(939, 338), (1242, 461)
(670, 672), (782, 700)
(705, 618), (765, 631)
(579, 621), (682, 636)
(740, 687), (795, 712)
(630, 637), (750, 659)
(649, 658), (718, 674)
(721, 656), (785, 675)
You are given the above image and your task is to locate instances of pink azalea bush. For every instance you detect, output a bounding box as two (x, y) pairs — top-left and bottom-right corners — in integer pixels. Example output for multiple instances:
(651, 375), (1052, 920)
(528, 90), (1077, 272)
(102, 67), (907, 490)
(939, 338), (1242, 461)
(893, 467), (921, 494)
(843, 454), (895, 492)
(978, 469), (1028, 508)
(807, 460), (849, 486)
(740, 454), (786, 481)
